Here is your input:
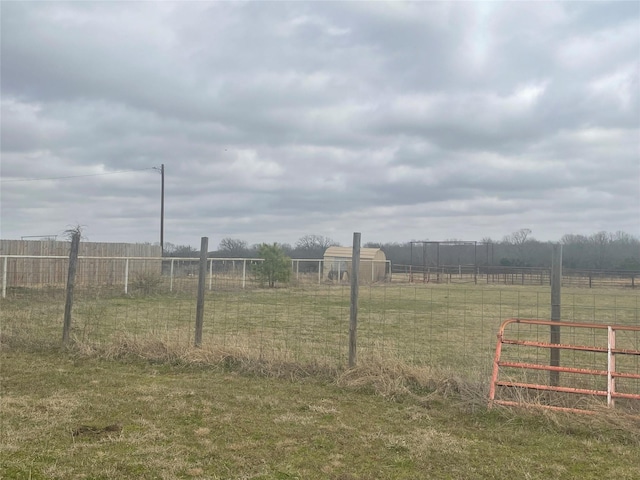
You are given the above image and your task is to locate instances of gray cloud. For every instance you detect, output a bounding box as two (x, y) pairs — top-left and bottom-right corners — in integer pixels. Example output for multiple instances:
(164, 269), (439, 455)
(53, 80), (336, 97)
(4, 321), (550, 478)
(1, 1), (638, 247)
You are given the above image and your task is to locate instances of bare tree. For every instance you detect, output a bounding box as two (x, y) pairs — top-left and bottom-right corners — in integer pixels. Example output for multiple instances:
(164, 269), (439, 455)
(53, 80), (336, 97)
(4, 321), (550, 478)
(295, 235), (339, 251)
(218, 237), (248, 257)
(561, 234), (588, 245)
(503, 228), (532, 245)
(63, 224), (86, 241)
(293, 235), (340, 258)
(165, 244), (199, 257)
(611, 231), (635, 244)
(501, 229), (534, 266)
(561, 231), (640, 269)
(589, 231), (611, 269)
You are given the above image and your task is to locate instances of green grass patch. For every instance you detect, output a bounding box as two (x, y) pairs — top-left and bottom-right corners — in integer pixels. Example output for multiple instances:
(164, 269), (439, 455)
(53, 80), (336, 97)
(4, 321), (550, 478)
(1, 284), (638, 385)
(1, 348), (639, 479)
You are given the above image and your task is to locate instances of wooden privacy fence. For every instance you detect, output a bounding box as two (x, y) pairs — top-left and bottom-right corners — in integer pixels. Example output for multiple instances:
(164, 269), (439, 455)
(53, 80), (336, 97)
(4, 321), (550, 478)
(0, 239), (161, 257)
(0, 240), (162, 290)
(1, 256), (163, 293)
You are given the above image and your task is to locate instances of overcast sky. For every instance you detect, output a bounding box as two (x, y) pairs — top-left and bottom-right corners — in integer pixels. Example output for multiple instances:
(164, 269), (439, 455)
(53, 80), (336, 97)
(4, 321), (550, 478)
(1, 1), (639, 248)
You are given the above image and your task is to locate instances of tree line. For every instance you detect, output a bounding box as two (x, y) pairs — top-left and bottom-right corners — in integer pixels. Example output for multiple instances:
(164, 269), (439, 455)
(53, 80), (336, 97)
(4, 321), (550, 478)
(163, 234), (340, 261)
(163, 230), (640, 271)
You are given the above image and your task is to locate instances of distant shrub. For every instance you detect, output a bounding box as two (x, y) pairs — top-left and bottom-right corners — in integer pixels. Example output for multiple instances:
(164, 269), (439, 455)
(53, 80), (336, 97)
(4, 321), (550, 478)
(253, 243), (291, 288)
(130, 272), (163, 295)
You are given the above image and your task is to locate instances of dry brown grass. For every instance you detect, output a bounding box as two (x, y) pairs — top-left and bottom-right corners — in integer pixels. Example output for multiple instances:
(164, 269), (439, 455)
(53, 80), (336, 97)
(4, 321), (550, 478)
(68, 333), (476, 396)
(69, 333), (342, 380)
(2, 282), (638, 420)
(64, 334), (639, 433)
(3, 338), (640, 479)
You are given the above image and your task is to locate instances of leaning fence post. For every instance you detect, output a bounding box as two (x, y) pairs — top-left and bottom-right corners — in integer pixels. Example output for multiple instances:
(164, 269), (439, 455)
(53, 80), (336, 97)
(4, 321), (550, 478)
(209, 258), (213, 291)
(62, 231), (81, 344)
(242, 259), (247, 289)
(550, 243), (562, 386)
(124, 258), (129, 295)
(170, 258), (175, 292)
(349, 232), (361, 368)
(2, 256), (7, 299)
(194, 237), (209, 347)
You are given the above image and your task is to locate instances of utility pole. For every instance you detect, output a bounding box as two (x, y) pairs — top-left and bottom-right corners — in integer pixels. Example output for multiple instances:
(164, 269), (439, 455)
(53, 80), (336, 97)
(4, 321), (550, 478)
(160, 163), (165, 254)
(153, 164), (165, 254)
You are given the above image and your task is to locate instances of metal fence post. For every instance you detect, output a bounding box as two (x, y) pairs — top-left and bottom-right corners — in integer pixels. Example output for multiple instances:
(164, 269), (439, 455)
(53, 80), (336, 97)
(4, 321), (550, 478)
(209, 258), (213, 291)
(349, 232), (361, 368)
(2, 256), (7, 299)
(242, 259), (247, 289)
(170, 258), (174, 292)
(550, 243), (562, 385)
(124, 258), (129, 294)
(195, 237), (208, 347)
(62, 231), (81, 344)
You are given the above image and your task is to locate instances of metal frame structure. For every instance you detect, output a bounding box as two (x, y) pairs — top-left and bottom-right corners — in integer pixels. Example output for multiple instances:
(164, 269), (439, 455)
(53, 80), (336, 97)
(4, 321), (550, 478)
(408, 241), (493, 283)
(489, 318), (640, 413)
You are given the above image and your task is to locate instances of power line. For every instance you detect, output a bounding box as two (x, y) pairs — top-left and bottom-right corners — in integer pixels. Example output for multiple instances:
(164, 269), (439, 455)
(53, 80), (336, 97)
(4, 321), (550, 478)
(0, 167), (157, 183)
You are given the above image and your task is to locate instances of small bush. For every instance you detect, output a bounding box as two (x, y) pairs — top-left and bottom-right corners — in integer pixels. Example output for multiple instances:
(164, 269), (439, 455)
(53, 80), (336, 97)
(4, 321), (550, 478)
(253, 243), (291, 287)
(130, 272), (163, 295)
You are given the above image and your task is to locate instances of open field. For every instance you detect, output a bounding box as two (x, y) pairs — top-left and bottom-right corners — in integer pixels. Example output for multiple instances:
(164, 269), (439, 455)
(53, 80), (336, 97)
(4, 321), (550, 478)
(2, 283), (638, 372)
(2, 347), (640, 480)
(2, 284), (639, 478)
(2, 283), (639, 412)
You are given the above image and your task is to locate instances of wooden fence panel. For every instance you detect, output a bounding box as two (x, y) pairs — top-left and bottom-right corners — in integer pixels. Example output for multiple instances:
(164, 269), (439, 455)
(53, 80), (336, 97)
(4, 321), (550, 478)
(0, 240), (162, 288)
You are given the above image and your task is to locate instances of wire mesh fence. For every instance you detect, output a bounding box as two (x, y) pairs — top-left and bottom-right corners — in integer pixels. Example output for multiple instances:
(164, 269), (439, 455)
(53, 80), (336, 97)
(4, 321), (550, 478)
(391, 264), (639, 288)
(2, 262), (638, 400)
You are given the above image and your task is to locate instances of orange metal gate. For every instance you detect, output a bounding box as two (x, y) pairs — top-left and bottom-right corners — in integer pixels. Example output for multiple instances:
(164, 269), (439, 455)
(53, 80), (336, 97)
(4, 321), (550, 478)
(489, 318), (640, 413)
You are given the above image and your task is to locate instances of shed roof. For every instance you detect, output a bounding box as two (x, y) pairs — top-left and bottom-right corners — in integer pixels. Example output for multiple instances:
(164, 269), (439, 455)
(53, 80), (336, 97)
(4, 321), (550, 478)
(323, 246), (384, 261)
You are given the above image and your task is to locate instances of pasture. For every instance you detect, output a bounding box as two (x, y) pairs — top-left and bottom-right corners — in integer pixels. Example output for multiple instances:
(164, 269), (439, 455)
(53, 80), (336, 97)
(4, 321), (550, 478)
(2, 283), (639, 478)
(2, 348), (640, 480)
(2, 283), (638, 380)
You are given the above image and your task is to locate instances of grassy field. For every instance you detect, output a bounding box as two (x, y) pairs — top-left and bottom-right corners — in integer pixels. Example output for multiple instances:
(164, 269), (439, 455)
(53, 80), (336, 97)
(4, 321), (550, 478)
(2, 283), (638, 378)
(2, 346), (640, 480)
(2, 283), (639, 478)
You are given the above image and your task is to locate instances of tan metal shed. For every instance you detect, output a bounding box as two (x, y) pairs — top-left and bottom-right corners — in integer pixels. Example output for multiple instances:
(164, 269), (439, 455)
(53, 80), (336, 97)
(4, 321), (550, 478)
(323, 246), (388, 283)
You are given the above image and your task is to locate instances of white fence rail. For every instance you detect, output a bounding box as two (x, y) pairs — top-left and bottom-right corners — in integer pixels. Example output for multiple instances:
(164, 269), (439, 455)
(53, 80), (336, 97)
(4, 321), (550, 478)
(0, 255), (392, 297)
